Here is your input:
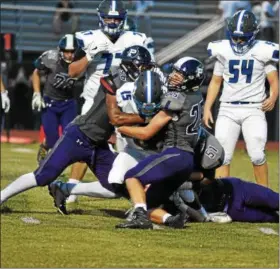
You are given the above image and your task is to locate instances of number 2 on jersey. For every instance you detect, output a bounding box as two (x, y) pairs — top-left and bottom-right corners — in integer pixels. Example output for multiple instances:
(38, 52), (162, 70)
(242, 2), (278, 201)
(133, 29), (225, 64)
(229, 59), (254, 83)
(186, 100), (203, 135)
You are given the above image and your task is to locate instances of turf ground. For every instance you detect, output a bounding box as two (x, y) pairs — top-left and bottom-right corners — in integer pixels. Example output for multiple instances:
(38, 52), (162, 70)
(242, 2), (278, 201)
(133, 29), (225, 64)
(0, 143), (279, 268)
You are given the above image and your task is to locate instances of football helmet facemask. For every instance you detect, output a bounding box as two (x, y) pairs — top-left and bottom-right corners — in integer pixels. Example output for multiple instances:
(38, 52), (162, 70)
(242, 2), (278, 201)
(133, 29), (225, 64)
(227, 10), (259, 55)
(97, 0), (127, 38)
(167, 57), (205, 92)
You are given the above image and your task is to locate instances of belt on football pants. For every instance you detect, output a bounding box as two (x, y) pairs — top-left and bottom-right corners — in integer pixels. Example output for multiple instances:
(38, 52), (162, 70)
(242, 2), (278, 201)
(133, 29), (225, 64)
(226, 101), (262, 105)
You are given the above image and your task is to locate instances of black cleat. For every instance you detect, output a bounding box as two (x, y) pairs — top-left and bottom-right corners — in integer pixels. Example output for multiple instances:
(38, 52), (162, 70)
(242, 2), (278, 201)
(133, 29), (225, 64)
(116, 207), (153, 229)
(165, 213), (186, 229)
(37, 144), (49, 165)
(48, 181), (68, 215)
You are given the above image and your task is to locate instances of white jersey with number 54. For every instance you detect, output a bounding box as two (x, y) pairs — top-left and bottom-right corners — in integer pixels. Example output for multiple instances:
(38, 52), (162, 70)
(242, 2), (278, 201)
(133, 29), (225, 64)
(207, 40), (279, 103)
(75, 29), (148, 99)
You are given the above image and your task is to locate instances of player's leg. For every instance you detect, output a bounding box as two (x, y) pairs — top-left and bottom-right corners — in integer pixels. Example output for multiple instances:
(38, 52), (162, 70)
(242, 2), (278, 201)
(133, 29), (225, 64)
(39, 106), (59, 164)
(116, 148), (194, 229)
(241, 179), (279, 210)
(1, 124), (92, 205)
(66, 97), (93, 202)
(215, 112), (241, 178)
(242, 111), (268, 186)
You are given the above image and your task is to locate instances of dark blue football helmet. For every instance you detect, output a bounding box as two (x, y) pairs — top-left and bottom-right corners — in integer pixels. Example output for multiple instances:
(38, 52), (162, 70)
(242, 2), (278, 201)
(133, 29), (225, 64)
(97, 0), (127, 37)
(120, 45), (155, 81)
(168, 57), (205, 92)
(58, 34), (79, 63)
(227, 10), (259, 55)
(133, 70), (162, 117)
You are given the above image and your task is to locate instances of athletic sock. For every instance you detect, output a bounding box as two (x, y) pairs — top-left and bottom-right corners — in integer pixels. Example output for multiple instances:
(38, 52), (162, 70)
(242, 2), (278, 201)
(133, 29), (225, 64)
(1, 172), (38, 204)
(134, 203), (147, 211)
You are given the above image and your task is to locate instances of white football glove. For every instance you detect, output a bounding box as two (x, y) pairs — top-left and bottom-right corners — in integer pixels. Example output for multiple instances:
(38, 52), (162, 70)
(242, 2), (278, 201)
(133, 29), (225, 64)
(32, 92), (45, 112)
(1, 90), (10, 113)
(85, 41), (110, 61)
(208, 212), (232, 223)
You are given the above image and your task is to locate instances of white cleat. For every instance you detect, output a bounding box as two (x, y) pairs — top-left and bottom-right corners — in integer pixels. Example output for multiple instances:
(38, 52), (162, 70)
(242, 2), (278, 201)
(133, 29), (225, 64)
(208, 212), (232, 223)
(66, 194), (78, 204)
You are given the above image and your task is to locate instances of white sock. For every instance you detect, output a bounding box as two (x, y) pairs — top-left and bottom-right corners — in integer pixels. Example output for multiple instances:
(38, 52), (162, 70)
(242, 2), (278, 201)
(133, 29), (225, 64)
(134, 203), (147, 211)
(163, 213), (172, 223)
(1, 172), (38, 205)
(62, 181), (119, 198)
(68, 178), (80, 184)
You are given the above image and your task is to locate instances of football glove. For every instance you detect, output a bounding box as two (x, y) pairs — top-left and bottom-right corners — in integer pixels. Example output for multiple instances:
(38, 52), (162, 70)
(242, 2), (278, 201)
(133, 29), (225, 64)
(1, 90), (10, 113)
(32, 92), (45, 112)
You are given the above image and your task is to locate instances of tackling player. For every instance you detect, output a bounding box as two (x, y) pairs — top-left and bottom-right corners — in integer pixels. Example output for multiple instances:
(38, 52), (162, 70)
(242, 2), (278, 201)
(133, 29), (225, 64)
(115, 57), (206, 229)
(203, 10), (279, 186)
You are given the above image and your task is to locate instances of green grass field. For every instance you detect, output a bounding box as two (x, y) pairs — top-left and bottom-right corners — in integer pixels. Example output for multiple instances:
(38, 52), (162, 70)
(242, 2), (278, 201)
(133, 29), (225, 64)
(1, 143), (279, 268)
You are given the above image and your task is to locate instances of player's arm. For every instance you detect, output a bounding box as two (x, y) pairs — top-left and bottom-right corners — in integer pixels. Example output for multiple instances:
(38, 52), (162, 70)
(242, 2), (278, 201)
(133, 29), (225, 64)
(203, 61), (223, 129)
(32, 54), (47, 111)
(68, 48), (89, 78)
(32, 69), (41, 94)
(106, 94), (145, 126)
(101, 76), (145, 126)
(262, 69), (279, 111)
(117, 110), (172, 140)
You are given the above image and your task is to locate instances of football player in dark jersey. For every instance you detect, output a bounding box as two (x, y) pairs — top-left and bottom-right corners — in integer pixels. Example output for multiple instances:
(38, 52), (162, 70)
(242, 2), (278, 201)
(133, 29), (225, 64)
(32, 34), (83, 164)
(115, 57), (206, 229)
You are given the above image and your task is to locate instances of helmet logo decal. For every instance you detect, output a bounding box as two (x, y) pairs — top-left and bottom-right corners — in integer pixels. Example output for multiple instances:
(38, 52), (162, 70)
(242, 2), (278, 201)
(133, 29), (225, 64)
(196, 67), (203, 77)
(236, 10), (246, 32)
(127, 48), (139, 58)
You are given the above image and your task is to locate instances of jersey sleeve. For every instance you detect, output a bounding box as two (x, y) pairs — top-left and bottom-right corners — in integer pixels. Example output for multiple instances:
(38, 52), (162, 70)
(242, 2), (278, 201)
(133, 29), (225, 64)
(34, 50), (58, 72)
(75, 31), (96, 51)
(207, 40), (227, 65)
(213, 60), (224, 76)
(258, 41), (279, 63)
(161, 91), (185, 111)
(264, 62), (277, 74)
(100, 74), (118, 96)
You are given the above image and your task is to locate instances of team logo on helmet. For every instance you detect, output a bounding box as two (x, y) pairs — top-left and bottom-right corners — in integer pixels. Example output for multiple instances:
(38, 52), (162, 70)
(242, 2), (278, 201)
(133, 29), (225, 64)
(127, 48), (139, 58)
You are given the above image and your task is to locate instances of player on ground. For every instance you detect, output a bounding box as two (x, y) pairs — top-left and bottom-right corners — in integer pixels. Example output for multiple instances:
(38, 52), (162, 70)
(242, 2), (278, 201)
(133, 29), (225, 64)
(32, 34), (82, 164)
(66, 0), (152, 202)
(115, 57), (205, 229)
(203, 10), (279, 186)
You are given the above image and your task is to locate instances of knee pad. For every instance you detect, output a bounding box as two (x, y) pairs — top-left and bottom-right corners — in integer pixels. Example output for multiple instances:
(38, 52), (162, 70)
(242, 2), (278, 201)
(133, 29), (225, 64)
(249, 150), (266, 165)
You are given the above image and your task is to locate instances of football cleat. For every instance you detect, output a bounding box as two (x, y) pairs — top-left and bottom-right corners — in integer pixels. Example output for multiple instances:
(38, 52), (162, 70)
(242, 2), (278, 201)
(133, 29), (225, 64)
(48, 181), (68, 215)
(37, 144), (48, 165)
(165, 213), (186, 229)
(208, 212), (232, 223)
(116, 207), (153, 229)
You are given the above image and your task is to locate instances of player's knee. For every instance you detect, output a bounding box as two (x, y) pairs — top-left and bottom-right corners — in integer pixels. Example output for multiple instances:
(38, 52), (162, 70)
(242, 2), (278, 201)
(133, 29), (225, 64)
(34, 167), (61, 186)
(249, 150), (266, 165)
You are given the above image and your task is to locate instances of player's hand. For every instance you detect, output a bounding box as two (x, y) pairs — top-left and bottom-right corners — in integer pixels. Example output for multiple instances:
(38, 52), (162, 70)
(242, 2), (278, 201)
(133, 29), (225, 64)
(32, 92), (45, 112)
(1, 90), (10, 113)
(262, 97), (277, 111)
(85, 41), (110, 60)
(203, 108), (214, 129)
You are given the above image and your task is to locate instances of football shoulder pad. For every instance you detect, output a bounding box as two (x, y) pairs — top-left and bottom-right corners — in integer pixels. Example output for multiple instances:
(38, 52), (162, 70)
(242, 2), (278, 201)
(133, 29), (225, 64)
(34, 50), (58, 71)
(207, 40), (229, 59)
(252, 40), (279, 63)
(161, 91), (185, 111)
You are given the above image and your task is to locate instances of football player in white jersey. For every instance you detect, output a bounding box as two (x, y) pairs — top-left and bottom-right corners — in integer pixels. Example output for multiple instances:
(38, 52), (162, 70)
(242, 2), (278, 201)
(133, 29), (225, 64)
(203, 10), (279, 187)
(66, 0), (151, 202)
